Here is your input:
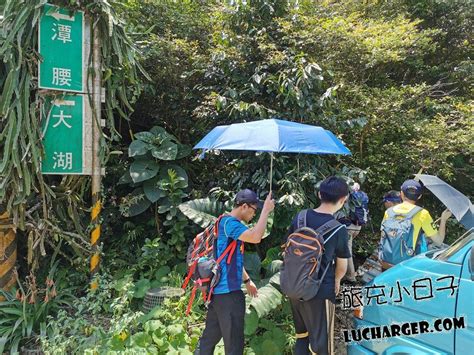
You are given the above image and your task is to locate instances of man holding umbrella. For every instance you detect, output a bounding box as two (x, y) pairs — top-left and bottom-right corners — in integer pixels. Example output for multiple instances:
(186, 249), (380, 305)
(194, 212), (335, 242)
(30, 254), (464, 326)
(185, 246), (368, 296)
(379, 179), (452, 270)
(195, 189), (275, 355)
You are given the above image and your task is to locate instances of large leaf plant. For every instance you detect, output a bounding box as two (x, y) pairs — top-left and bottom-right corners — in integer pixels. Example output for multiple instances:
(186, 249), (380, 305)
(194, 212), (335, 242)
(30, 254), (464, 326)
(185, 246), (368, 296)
(119, 126), (191, 266)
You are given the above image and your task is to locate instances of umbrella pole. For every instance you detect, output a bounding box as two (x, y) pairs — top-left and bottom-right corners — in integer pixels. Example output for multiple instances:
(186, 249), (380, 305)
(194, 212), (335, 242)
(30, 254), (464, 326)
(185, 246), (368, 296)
(269, 153), (274, 192)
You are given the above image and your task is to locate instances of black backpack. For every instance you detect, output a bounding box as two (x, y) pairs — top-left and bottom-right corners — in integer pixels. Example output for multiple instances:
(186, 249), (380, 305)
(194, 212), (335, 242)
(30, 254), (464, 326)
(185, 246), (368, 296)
(280, 210), (344, 301)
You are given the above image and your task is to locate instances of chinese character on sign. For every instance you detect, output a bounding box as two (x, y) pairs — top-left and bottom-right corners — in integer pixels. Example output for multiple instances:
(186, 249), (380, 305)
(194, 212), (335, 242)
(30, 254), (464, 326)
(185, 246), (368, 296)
(435, 276), (458, 297)
(53, 152), (73, 170)
(412, 277), (434, 301)
(365, 284), (388, 305)
(388, 280), (411, 303)
(52, 110), (72, 128)
(52, 67), (71, 86)
(51, 23), (72, 43)
(341, 286), (363, 310)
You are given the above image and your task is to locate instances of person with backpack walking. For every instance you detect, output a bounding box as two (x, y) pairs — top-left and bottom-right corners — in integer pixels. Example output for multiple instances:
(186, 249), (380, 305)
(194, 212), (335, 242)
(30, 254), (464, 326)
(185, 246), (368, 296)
(194, 189), (275, 355)
(339, 182), (370, 283)
(280, 176), (351, 355)
(379, 179), (452, 271)
(333, 182), (370, 283)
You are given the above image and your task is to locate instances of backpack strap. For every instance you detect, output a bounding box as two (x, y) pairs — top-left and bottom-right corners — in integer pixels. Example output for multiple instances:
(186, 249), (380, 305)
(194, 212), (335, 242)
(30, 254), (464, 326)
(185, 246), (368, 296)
(182, 260), (197, 290)
(386, 206), (397, 219)
(405, 206), (423, 220)
(387, 205), (423, 220)
(314, 219), (346, 284)
(296, 209), (308, 229)
(213, 216), (238, 261)
(205, 239), (238, 305)
(312, 219), (343, 242)
(216, 239), (238, 265)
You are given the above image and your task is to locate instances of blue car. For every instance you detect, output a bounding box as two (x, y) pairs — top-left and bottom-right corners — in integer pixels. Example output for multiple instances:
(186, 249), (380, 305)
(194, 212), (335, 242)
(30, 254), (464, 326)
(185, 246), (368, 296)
(347, 232), (474, 355)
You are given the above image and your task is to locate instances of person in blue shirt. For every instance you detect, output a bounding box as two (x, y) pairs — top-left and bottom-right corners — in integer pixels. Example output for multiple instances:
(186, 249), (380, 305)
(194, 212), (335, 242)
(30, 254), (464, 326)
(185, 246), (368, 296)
(195, 189), (275, 355)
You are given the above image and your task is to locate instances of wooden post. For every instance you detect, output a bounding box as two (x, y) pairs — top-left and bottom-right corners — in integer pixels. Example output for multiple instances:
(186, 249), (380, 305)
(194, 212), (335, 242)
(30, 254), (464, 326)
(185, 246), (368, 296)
(89, 21), (102, 290)
(0, 212), (16, 300)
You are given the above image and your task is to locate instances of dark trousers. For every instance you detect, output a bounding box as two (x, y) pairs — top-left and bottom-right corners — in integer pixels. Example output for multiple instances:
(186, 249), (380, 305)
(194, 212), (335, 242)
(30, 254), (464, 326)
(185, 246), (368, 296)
(195, 290), (245, 355)
(290, 297), (335, 355)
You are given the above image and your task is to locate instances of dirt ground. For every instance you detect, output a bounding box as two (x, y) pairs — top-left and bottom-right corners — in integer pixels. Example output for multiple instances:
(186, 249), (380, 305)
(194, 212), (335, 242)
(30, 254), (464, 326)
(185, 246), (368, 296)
(333, 255), (368, 355)
(334, 303), (354, 355)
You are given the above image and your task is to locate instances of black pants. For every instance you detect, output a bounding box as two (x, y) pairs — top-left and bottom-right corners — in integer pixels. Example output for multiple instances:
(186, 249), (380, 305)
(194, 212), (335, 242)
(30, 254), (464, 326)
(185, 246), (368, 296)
(290, 297), (335, 355)
(195, 290), (245, 355)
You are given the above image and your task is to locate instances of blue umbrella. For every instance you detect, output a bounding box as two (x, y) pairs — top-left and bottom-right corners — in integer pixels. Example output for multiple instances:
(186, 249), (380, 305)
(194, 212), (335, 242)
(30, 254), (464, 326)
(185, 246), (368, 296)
(194, 118), (351, 190)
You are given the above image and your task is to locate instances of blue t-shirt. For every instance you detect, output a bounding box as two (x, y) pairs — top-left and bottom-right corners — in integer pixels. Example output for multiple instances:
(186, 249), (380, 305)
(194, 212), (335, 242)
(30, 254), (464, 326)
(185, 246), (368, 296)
(213, 216), (247, 294)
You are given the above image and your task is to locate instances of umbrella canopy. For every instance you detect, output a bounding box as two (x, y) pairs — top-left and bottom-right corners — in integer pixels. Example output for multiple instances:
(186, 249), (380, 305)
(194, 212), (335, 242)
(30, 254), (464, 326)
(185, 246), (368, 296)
(415, 174), (474, 231)
(194, 119), (351, 155)
(194, 118), (351, 191)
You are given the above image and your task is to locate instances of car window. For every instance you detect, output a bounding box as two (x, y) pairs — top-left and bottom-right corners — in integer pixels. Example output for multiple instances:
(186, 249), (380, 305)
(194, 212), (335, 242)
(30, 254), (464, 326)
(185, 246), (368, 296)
(436, 233), (474, 261)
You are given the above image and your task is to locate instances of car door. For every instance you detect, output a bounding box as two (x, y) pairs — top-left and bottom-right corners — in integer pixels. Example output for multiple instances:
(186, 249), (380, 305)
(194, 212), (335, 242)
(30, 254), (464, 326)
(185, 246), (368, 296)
(455, 244), (474, 352)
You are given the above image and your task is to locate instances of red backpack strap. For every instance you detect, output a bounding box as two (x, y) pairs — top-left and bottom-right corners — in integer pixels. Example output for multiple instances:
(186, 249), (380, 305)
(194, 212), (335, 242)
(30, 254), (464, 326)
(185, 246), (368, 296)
(186, 285), (198, 315)
(185, 277), (211, 315)
(214, 214), (239, 264)
(213, 214), (226, 235)
(205, 239), (238, 305)
(213, 216), (220, 235)
(226, 241), (237, 264)
(190, 236), (200, 260)
(182, 260), (197, 289)
(216, 239), (238, 264)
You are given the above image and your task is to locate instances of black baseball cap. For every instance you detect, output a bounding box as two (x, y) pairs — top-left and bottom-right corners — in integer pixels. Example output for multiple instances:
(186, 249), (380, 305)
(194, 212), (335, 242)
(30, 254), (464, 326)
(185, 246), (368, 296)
(235, 189), (263, 209)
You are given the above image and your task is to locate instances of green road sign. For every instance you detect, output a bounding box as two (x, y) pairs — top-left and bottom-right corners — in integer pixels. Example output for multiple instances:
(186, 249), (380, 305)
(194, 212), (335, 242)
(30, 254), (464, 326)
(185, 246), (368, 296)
(38, 4), (85, 92)
(41, 95), (92, 175)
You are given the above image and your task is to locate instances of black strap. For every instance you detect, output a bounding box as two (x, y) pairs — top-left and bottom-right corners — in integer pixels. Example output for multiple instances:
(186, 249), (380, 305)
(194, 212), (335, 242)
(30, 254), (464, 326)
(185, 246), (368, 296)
(314, 219), (342, 242)
(296, 209), (308, 229)
(296, 210), (341, 240)
(320, 224), (343, 282)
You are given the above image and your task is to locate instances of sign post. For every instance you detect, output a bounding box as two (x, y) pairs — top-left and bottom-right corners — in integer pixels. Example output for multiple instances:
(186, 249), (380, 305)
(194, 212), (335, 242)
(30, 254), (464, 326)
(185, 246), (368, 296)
(89, 24), (102, 290)
(37, 4), (103, 289)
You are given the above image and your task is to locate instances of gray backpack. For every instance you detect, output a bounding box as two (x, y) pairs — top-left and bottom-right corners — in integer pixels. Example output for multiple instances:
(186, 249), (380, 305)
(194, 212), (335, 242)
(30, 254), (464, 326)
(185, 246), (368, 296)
(379, 206), (423, 266)
(280, 210), (345, 301)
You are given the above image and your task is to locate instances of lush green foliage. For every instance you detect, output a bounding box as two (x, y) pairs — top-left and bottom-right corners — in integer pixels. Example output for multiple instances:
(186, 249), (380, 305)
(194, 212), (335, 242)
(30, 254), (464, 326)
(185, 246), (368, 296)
(121, 0), (472, 234)
(116, 125), (192, 267)
(0, 265), (73, 353)
(120, 126), (190, 216)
